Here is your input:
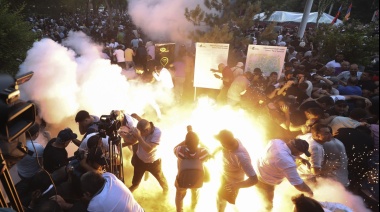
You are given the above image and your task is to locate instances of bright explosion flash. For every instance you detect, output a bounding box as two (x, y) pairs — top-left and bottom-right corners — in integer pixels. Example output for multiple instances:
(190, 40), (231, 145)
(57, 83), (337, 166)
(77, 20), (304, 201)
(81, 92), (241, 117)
(17, 32), (368, 212)
(121, 98), (368, 212)
(124, 97), (270, 212)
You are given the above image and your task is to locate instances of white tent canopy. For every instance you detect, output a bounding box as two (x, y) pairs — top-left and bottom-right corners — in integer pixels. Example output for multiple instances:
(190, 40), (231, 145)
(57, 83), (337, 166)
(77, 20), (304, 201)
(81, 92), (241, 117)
(254, 11), (343, 25)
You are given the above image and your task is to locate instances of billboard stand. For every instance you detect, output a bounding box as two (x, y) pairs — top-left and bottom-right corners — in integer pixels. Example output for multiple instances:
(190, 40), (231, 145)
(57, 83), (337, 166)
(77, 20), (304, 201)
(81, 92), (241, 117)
(194, 87), (197, 101)
(245, 45), (287, 77)
(193, 43), (229, 90)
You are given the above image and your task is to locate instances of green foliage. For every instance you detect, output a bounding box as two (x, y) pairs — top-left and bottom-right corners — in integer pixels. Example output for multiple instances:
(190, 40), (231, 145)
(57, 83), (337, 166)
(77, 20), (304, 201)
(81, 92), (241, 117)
(189, 25), (234, 44)
(259, 22), (278, 41)
(0, 0), (37, 76)
(185, 0), (304, 45)
(314, 20), (379, 66)
(185, 0), (261, 44)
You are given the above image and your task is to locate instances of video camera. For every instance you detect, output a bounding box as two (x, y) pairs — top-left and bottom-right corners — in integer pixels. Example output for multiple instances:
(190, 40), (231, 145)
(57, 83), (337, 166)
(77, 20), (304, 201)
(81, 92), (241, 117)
(0, 71), (36, 211)
(96, 110), (122, 146)
(0, 72), (36, 165)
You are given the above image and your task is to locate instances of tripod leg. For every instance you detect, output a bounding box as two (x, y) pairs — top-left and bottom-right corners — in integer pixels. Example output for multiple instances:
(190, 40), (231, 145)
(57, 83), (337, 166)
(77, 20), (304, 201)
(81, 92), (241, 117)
(0, 154), (24, 212)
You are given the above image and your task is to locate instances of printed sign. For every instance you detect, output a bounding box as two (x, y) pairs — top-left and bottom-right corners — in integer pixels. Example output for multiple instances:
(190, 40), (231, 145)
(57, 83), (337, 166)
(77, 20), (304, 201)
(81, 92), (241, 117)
(194, 43), (230, 89)
(245, 45), (287, 76)
(155, 43), (175, 68)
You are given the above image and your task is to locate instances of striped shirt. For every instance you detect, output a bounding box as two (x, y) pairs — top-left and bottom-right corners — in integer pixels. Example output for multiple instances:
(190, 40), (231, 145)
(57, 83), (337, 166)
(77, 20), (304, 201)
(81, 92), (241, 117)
(174, 145), (209, 161)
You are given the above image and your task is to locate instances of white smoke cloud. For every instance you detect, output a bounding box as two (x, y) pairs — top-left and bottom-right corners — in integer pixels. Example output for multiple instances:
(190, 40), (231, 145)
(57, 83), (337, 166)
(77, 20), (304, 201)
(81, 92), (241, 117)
(128, 0), (206, 42)
(17, 31), (130, 124)
(18, 38), (80, 124)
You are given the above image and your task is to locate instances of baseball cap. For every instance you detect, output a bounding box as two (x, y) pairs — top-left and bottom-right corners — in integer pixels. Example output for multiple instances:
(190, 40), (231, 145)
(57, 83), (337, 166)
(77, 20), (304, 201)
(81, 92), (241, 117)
(57, 128), (77, 142)
(290, 139), (311, 157)
(236, 62), (244, 68)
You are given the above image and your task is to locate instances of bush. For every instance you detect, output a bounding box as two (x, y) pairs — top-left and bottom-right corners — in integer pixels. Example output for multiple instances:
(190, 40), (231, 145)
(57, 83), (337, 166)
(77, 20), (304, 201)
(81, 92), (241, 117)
(314, 20), (379, 67)
(0, 0), (36, 76)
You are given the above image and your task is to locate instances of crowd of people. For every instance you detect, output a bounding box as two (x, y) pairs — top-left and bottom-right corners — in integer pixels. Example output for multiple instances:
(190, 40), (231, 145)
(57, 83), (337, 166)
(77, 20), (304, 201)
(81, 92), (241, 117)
(10, 8), (379, 212)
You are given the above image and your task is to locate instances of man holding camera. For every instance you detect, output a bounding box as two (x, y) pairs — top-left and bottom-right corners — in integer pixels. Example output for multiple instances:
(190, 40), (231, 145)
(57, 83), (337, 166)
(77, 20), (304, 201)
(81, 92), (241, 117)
(120, 119), (169, 194)
(73, 110), (100, 146)
(43, 128), (77, 173)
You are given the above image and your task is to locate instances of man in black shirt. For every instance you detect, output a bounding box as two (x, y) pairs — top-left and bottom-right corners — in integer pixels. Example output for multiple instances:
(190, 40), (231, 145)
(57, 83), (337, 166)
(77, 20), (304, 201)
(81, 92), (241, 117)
(43, 128), (77, 173)
(74, 110), (100, 146)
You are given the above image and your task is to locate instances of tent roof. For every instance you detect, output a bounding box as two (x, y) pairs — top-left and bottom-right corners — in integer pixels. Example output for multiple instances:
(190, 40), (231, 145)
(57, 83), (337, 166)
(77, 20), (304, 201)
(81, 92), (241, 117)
(254, 11), (343, 25)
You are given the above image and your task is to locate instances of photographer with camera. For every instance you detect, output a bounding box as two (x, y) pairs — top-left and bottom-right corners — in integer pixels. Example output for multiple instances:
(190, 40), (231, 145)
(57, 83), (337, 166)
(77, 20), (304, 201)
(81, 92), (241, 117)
(43, 128), (77, 174)
(126, 119), (169, 194)
(74, 110), (100, 146)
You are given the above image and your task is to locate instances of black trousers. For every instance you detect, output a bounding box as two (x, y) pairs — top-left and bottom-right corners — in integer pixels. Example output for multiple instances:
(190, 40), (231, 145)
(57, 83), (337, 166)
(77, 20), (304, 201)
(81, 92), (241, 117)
(130, 154), (168, 191)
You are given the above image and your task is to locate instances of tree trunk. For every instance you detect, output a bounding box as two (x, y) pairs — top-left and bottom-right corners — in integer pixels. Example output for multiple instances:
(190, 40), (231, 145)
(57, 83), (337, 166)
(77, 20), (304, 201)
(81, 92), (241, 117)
(317, 0), (335, 27)
(104, 0), (114, 28)
(328, 3), (334, 14)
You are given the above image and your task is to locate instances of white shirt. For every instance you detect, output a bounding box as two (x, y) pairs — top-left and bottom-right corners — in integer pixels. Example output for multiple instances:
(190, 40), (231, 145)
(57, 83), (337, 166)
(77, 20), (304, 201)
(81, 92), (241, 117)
(79, 133), (109, 153)
(254, 139), (304, 186)
(137, 127), (162, 163)
(329, 116), (361, 135)
(323, 138), (350, 187)
(153, 68), (174, 89)
(231, 66), (244, 79)
(113, 49), (125, 63)
(337, 71), (362, 82)
(325, 60), (341, 69)
(146, 45), (155, 60)
(307, 136), (325, 169)
(287, 50), (297, 61)
(88, 172), (144, 212)
(227, 75), (250, 102)
(298, 133), (327, 171)
(320, 201), (353, 212)
(277, 35), (283, 44)
(305, 80), (313, 97)
(108, 42), (119, 49)
(330, 95), (346, 102)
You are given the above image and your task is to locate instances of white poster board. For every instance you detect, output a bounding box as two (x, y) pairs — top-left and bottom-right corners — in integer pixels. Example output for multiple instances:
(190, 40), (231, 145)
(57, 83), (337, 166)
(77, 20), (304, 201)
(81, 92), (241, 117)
(245, 45), (287, 77)
(194, 43), (229, 89)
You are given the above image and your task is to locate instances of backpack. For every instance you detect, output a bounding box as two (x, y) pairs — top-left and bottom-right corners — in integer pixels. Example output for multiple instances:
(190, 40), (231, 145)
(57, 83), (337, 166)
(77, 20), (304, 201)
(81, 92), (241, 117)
(177, 158), (204, 189)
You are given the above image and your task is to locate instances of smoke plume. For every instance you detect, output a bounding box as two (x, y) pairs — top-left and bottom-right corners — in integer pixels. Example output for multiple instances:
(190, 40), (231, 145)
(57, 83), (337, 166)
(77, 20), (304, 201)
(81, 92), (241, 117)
(128, 0), (205, 42)
(18, 31), (130, 124)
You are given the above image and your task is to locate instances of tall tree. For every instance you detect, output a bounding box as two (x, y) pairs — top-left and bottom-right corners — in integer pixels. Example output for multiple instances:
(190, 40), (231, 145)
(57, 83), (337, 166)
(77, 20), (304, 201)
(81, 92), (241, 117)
(0, 0), (36, 76)
(185, 0), (283, 45)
